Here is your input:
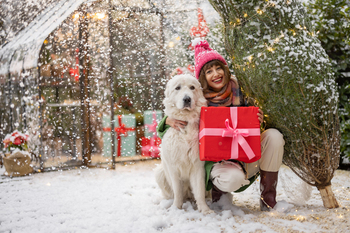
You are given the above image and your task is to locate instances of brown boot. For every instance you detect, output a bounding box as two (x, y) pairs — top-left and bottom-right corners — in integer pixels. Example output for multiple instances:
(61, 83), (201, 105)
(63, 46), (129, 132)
(211, 185), (227, 203)
(260, 170), (278, 211)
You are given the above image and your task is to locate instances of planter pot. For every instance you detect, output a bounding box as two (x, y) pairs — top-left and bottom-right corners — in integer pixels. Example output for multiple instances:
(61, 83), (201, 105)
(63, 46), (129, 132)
(3, 151), (33, 177)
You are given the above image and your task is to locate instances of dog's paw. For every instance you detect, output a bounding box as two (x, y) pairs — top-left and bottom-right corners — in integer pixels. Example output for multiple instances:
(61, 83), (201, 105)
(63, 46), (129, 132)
(170, 203), (182, 211)
(198, 205), (215, 215)
(201, 208), (215, 215)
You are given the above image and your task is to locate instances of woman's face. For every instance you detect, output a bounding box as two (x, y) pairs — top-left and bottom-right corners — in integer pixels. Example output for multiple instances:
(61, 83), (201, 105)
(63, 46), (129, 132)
(205, 64), (226, 92)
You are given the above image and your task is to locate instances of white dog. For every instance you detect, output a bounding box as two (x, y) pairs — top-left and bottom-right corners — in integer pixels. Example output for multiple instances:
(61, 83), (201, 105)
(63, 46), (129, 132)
(155, 74), (213, 214)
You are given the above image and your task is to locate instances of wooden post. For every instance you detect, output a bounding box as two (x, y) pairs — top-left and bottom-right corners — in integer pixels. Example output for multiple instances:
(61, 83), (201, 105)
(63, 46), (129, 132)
(21, 75), (27, 130)
(108, 0), (116, 169)
(158, 11), (167, 81)
(157, 3), (167, 111)
(37, 67), (44, 171)
(78, 6), (91, 166)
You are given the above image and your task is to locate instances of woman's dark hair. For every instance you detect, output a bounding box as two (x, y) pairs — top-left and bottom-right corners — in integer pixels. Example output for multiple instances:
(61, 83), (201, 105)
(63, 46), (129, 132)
(198, 60), (231, 93)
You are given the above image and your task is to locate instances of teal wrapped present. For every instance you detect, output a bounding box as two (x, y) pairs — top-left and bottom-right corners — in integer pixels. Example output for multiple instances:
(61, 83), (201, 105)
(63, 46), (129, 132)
(144, 110), (163, 138)
(102, 114), (136, 157)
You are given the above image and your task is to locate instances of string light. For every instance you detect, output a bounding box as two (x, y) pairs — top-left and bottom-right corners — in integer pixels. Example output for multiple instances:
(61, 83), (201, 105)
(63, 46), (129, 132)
(72, 13), (79, 19)
(294, 215), (306, 222)
(267, 46), (275, 52)
(93, 13), (106, 20)
(248, 55), (254, 62)
(168, 41), (175, 48)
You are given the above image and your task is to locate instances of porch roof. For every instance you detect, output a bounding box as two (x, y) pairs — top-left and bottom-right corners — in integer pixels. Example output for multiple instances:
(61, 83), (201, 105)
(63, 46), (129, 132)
(0, 0), (89, 76)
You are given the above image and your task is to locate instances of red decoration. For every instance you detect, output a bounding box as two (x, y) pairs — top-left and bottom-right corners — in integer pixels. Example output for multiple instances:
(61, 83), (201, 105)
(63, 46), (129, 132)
(176, 67), (184, 75)
(69, 48), (80, 82)
(102, 115), (135, 157)
(187, 64), (195, 73)
(141, 111), (161, 158)
(190, 8), (209, 38)
(199, 107), (261, 163)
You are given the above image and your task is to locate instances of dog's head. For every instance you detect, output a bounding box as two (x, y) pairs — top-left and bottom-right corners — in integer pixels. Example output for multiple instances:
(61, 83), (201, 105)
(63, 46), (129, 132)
(163, 74), (207, 121)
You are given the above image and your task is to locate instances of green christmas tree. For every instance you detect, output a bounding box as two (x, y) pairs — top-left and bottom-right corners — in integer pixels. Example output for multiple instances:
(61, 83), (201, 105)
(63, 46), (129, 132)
(209, 0), (340, 208)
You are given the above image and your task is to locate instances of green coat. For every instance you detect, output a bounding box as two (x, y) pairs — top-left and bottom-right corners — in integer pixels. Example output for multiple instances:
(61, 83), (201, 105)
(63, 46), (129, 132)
(156, 116), (258, 192)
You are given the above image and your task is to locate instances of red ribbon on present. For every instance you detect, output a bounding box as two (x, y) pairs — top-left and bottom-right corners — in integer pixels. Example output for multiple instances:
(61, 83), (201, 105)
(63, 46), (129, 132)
(102, 115), (135, 157)
(199, 107), (260, 161)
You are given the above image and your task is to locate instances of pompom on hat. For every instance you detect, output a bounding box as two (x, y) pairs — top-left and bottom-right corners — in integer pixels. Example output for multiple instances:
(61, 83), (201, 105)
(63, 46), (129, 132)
(192, 38), (227, 79)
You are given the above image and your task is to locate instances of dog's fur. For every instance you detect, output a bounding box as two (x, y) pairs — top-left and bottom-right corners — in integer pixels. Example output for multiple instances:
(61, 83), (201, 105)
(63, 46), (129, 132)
(155, 74), (213, 214)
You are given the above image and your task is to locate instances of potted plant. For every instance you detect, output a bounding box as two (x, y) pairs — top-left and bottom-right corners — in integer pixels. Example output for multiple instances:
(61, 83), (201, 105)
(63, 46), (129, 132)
(2, 131), (33, 177)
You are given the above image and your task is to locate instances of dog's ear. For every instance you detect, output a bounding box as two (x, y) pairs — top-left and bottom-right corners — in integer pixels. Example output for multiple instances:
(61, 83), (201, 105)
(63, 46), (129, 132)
(197, 91), (208, 107)
(195, 81), (208, 107)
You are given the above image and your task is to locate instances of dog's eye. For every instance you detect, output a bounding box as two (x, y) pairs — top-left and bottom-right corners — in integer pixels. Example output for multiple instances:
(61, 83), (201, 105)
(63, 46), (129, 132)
(175, 86), (181, 90)
(190, 86), (195, 90)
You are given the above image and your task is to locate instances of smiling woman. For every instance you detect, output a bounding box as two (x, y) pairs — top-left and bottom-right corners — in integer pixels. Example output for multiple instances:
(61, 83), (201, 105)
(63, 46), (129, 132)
(205, 65), (224, 91)
(201, 61), (230, 92)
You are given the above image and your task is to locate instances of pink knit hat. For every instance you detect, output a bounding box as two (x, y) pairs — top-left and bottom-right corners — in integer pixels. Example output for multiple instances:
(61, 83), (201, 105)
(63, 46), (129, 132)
(193, 39), (227, 79)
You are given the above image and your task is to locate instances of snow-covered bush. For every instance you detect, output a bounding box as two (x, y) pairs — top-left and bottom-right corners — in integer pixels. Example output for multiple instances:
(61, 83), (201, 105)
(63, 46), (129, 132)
(305, 0), (350, 162)
(209, 0), (340, 208)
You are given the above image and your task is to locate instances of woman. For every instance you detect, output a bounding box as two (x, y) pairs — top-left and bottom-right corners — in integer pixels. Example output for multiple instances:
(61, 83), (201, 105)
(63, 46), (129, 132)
(157, 40), (285, 211)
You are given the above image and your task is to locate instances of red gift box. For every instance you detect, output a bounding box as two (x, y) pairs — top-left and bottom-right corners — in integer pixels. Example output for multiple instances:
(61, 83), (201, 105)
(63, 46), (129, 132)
(199, 106), (261, 163)
(141, 137), (161, 158)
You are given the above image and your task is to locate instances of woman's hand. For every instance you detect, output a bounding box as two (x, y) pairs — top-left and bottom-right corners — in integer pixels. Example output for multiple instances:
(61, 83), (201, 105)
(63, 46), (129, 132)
(166, 117), (188, 131)
(258, 109), (264, 125)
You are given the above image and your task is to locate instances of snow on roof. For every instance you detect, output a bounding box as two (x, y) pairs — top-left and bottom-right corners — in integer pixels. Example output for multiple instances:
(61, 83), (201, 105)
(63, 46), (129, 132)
(0, 0), (89, 76)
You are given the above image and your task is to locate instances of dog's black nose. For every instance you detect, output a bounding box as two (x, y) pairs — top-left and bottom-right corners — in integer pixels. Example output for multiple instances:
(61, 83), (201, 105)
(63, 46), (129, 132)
(183, 96), (191, 107)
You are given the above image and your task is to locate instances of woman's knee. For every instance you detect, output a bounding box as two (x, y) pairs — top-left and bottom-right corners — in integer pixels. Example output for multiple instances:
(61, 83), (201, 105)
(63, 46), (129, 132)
(261, 128), (285, 147)
(210, 162), (249, 192)
(260, 128), (284, 172)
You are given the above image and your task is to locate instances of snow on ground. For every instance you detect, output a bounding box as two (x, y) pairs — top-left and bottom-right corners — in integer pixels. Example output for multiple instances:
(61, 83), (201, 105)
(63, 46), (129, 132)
(0, 160), (349, 233)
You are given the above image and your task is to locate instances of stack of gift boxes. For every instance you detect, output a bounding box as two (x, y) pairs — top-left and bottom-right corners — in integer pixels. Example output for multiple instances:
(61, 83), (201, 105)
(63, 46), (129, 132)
(102, 110), (163, 158)
(141, 110), (163, 158)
